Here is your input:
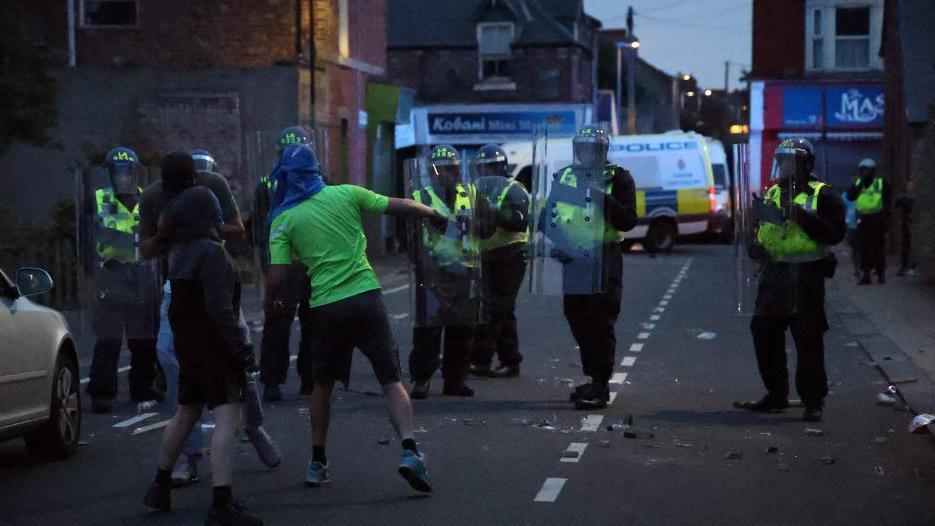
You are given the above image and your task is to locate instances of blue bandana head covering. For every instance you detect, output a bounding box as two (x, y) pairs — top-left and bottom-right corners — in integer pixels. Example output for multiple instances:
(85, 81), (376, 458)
(267, 144), (326, 225)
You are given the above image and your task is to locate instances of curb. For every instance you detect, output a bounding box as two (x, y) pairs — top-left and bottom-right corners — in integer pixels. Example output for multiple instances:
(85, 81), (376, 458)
(828, 286), (935, 432)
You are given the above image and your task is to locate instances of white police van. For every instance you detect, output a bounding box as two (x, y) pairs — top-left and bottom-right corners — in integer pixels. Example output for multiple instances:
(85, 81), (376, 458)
(504, 130), (718, 251)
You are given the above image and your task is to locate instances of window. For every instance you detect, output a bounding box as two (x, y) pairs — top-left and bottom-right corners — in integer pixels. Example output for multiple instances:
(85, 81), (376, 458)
(81, 0), (137, 27)
(477, 22), (514, 81)
(835, 7), (870, 69)
(812, 9), (824, 69)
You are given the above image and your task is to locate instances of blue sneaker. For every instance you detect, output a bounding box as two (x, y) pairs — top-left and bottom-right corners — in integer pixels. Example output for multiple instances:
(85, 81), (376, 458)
(305, 461), (331, 487)
(398, 450), (432, 493)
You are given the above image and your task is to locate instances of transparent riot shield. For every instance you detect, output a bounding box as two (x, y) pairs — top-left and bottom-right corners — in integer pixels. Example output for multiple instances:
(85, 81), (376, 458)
(405, 157), (484, 328)
(244, 127), (327, 300)
(76, 163), (158, 342)
(528, 127), (607, 295)
(732, 142), (757, 314)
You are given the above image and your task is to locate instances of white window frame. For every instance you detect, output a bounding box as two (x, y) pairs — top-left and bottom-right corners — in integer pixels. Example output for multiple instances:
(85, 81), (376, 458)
(476, 22), (515, 81)
(804, 0), (883, 72)
(79, 0), (139, 29)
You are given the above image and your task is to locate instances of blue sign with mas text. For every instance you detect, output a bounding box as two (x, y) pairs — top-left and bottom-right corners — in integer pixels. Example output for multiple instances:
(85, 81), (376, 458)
(782, 86), (884, 128)
(428, 111), (578, 136)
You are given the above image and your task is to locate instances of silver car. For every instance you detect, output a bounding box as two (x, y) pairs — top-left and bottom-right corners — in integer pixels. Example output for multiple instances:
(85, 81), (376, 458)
(0, 266), (82, 459)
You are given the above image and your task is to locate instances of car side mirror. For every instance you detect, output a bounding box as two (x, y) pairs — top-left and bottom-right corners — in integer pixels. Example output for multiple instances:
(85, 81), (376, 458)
(16, 267), (54, 297)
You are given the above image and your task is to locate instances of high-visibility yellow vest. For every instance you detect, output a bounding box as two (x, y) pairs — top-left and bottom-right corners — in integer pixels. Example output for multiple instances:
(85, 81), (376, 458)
(414, 184), (478, 268)
(757, 180), (829, 263)
(480, 179), (529, 252)
(855, 177), (883, 215)
(551, 165), (621, 247)
(94, 187), (141, 263)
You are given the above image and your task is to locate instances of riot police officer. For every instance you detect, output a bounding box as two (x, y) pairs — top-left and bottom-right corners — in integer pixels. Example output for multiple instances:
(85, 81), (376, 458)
(549, 126), (638, 410)
(735, 138), (846, 422)
(252, 126), (315, 401)
(846, 158), (889, 285)
(409, 145), (479, 399)
(468, 144), (529, 378)
(84, 147), (160, 414)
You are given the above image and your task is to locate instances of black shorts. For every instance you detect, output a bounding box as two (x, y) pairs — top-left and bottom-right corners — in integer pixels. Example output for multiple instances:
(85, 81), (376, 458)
(309, 289), (401, 386)
(172, 322), (244, 409)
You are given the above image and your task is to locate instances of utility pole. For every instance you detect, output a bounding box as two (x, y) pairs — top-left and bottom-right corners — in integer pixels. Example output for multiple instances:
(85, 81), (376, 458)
(626, 6), (637, 135)
(724, 60), (730, 93)
(616, 44), (623, 135)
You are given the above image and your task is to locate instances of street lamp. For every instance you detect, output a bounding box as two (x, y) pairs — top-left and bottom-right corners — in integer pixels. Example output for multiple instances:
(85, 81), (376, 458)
(615, 37), (640, 135)
(682, 74), (692, 81)
(704, 89), (713, 96)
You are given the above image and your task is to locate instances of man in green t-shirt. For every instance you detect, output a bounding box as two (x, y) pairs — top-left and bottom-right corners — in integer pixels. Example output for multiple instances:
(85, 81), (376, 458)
(266, 144), (444, 493)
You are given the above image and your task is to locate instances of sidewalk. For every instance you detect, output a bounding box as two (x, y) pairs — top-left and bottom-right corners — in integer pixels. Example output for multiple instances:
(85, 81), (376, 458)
(828, 246), (935, 415)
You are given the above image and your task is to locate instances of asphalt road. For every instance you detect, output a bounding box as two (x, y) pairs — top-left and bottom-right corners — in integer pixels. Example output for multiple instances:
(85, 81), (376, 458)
(2, 245), (934, 525)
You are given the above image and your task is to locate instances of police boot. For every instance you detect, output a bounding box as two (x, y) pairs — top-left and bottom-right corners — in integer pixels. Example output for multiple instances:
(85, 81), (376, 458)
(491, 364), (520, 378)
(410, 379), (431, 400)
(733, 395), (789, 413)
(575, 382), (609, 410)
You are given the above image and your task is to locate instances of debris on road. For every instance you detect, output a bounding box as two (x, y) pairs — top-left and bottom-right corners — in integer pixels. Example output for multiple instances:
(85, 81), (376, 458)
(377, 438), (392, 445)
(598, 440), (613, 448)
(510, 418), (533, 426)
(819, 456), (836, 466)
(414, 425), (429, 433)
(877, 392), (897, 406)
(462, 418), (487, 427)
(874, 466), (885, 477)
(696, 331), (717, 340)
(673, 442), (693, 448)
(765, 446), (779, 454)
(909, 414), (935, 434)
(725, 451), (743, 460)
(804, 428), (824, 436)
(874, 437), (889, 444)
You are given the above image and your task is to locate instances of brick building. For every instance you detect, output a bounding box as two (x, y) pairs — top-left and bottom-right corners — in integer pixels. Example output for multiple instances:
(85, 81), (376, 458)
(2, 0), (386, 227)
(385, 0), (601, 151)
(748, 0), (885, 191)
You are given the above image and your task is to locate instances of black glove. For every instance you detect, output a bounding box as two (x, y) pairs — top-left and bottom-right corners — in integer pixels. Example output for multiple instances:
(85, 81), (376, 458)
(747, 243), (770, 263)
(428, 211), (448, 232)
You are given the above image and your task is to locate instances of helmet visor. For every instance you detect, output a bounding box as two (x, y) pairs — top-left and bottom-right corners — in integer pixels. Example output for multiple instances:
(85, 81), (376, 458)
(109, 162), (139, 194)
(573, 137), (607, 169)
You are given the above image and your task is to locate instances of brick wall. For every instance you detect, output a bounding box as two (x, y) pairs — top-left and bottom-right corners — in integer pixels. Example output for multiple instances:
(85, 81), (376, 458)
(751, 0), (805, 79)
(387, 45), (592, 104)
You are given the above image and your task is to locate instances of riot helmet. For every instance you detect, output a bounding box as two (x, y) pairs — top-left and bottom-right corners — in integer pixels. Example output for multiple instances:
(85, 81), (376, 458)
(278, 126), (313, 153)
(104, 147), (141, 196)
(771, 137), (815, 182)
(192, 149), (217, 172)
(429, 144), (461, 188)
(573, 125), (609, 169)
(475, 144), (509, 178)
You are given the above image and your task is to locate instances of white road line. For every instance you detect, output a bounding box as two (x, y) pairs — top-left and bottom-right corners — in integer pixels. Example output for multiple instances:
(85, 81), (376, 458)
(383, 284), (409, 295)
(663, 294), (673, 300)
(608, 392), (618, 404)
(610, 372), (628, 384)
(290, 355), (297, 362)
(113, 412), (158, 429)
(621, 356), (637, 367)
(629, 343), (644, 352)
(641, 323), (655, 330)
(659, 300), (669, 306)
(534, 478), (567, 502)
(649, 314), (661, 321)
(560, 443), (589, 463)
(80, 365), (130, 386)
(580, 414), (604, 432)
(667, 287), (677, 293)
(653, 307), (665, 313)
(392, 313), (409, 320)
(638, 332), (650, 339)
(131, 419), (171, 436)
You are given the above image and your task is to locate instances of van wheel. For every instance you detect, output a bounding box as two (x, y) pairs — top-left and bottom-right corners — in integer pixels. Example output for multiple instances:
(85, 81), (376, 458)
(645, 220), (676, 253)
(24, 352), (81, 460)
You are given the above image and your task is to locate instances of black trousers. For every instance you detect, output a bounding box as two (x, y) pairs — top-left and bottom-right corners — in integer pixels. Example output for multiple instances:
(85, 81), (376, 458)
(857, 213), (885, 275)
(900, 219), (912, 270)
(563, 243), (623, 384)
(260, 264), (314, 386)
(87, 338), (157, 400)
(409, 325), (473, 383)
(750, 314), (828, 405)
(471, 243), (526, 368)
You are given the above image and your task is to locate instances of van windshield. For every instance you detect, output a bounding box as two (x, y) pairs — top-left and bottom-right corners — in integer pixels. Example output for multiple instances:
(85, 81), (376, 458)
(712, 164), (727, 188)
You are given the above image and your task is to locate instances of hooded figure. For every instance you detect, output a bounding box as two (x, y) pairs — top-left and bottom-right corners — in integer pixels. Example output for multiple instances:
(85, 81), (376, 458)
(267, 144), (326, 226)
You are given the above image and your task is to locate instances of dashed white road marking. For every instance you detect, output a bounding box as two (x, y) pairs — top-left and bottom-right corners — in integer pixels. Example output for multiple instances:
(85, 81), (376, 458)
(534, 478), (567, 502)
(663, 294), (673, 300)
(659, 300), (669, 306)
(649, 314), (661, 321)
(653, 307), (665, 313)
(392, 313), (409, 320)
(641, 323), (655, 330)
(610, 372), (628, 384)
(638, 332), (651, 339)
(113, 412), (158, 429)
(130, 419), (171, 436)
(629, 343), (644, 352)
(621, 356), (637, 367)
(608, 392), (618, 404)
(382, 284), (409, 295)
(560, 443), (589, 463)
(579, 415), (604, 432)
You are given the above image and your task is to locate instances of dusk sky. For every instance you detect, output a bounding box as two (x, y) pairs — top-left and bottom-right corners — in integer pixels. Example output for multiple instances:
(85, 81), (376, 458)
(583, 0), (753, 92)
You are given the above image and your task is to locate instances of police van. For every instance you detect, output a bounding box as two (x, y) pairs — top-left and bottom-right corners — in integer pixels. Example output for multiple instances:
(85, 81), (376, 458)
(505, 130), (718, 251)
